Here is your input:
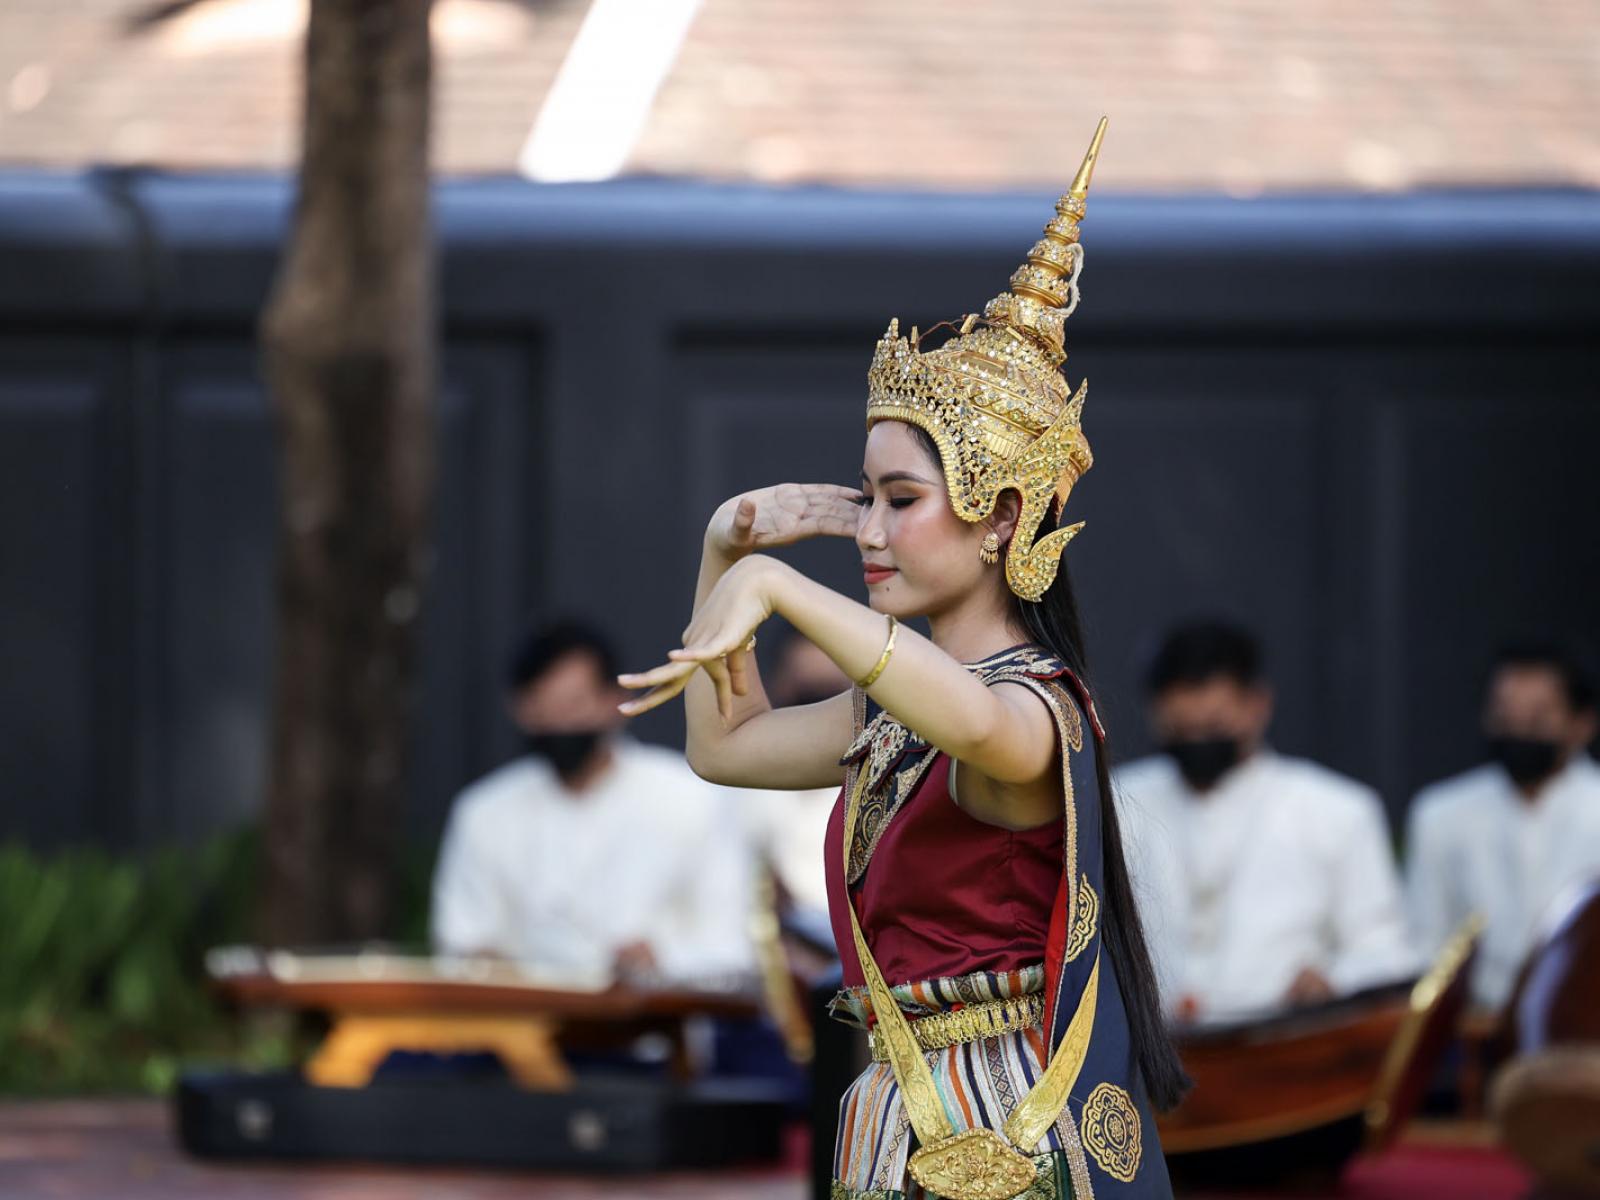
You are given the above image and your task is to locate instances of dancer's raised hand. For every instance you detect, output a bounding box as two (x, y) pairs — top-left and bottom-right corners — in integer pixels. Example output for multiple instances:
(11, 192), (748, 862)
(618, 556), (781, 721)
(706, 483), (861, 560)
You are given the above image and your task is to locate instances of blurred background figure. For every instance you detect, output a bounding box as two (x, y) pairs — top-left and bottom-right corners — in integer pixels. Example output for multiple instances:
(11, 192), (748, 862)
(736, 626), (851, 936)
(1117, 619), (1418, 1026)
(1405, 642), (1600, 1012)
(431, 619), (755, 983)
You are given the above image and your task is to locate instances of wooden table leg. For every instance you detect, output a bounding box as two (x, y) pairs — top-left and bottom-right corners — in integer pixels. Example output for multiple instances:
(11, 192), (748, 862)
(305, 1013), (574, 1090)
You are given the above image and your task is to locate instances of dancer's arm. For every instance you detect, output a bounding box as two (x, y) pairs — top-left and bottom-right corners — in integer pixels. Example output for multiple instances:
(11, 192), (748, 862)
(622, 554), (1060, 823)
(628, 486), (859, 790)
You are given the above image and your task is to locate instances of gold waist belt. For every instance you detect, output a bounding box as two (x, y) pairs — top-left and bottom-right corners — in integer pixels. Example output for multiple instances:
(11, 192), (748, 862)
(868, 993), (1044, 1063)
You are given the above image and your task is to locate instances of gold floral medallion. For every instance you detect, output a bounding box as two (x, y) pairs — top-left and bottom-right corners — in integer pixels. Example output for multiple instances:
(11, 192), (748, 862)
(1081, 1082), (1142, 1182)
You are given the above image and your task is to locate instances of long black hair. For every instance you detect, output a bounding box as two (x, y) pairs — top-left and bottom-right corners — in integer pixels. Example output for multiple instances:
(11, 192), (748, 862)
(1013, 556), (1191, 1112)
(909, 425), (1190, 1111)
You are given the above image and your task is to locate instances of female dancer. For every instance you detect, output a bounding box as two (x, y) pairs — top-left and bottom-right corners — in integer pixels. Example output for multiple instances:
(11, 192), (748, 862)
(619, 120), (1184, 1200)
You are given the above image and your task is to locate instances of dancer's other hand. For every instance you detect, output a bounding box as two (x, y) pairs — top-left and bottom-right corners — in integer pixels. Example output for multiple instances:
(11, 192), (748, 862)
(705, 483), (860, 560)
(617, 556), (787, 721)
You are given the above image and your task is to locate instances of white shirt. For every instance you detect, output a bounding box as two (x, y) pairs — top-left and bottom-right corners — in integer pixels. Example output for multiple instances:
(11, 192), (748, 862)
(1405, 753), (1600, 1011)
(736, 785), (838, 920)
(1116, 749), (1419, 1025)
(430, 738), (755, 982)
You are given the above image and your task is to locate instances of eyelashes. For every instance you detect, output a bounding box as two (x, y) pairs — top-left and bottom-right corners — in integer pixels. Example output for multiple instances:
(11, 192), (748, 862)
(852, 495), (917, 510)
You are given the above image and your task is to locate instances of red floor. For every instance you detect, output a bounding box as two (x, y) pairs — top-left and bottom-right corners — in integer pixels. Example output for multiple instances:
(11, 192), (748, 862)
(1340, 1141), (1534, 1200)
(0, 1100), (806, 1199)
(0, 1100), (1536, 1199)
(1183, 1125), (1536, 1200)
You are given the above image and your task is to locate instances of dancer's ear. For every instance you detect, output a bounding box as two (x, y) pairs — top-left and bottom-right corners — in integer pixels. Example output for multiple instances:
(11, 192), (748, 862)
(987, 489), (1023, 544)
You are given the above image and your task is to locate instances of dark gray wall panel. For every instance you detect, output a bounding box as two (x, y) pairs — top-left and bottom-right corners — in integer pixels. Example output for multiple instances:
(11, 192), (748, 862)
(1384, 357), (1600, 801)
(158, 341), (541, 846)
(0, 343), (121, 846)
(1069, 350), (1325, 768)
(607, 342), (868, 753)
(0, 174), (1596, 847)
(410, 343), (542, 837)
(166, 343), (275, 842)
(681, 344), (865, 591)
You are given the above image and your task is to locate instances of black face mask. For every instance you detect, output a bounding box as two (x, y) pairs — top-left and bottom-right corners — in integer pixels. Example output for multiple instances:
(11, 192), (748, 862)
(1487, 736), (1563, 788)
(1162, 737), (1242, 792)
(525, 730), (604, 780)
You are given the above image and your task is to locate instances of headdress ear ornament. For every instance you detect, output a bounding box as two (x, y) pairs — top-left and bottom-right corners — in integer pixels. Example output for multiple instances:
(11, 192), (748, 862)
(865, 118), (1107, 602)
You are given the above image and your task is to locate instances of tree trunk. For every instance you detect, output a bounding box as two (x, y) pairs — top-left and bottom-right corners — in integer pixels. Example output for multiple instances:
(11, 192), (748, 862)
(259, 0), (435, 945)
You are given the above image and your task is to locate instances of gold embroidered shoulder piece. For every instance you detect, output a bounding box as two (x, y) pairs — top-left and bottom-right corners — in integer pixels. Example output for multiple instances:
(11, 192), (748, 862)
(837, 644), (1099, 885)
(839, 692), (939, 884)
(968, 645), (1086, 752)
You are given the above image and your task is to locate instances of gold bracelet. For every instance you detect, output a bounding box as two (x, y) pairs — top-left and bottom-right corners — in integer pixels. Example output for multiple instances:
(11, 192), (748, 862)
(855, 615), (898, 688)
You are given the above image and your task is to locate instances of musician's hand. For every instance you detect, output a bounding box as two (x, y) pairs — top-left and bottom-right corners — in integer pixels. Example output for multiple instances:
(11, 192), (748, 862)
(618, 556), (785, 721)
(705, 484), (861, 561)
(613, 940), (659, 980)
(1284, 967), (1335, 1007)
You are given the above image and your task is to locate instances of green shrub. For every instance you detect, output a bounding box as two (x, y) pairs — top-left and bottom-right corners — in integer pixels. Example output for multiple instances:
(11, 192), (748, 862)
(0, 829), (281, 1093)
(0, 829), (439, 1095)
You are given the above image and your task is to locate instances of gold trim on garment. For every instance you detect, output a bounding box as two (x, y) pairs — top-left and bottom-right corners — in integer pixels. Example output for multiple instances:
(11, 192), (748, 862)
(1066, 875), (1099, 963)
(868, 994), (1045, 1063)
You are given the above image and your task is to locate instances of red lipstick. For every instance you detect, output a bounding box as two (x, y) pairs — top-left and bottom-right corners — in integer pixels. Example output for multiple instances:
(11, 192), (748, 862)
(863, 564), (896, 585)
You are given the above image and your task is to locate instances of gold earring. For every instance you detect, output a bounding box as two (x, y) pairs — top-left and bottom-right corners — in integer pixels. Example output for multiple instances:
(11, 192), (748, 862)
(979, 532), (1001, 565)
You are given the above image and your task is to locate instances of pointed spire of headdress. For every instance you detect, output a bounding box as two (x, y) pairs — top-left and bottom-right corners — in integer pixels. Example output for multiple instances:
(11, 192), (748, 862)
(985, 117), (1107, 362)
(1069, 115), (1108, 199)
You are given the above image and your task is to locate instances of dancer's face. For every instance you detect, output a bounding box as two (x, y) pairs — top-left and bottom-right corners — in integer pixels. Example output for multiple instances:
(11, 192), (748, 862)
(855, 421), (1005, 618)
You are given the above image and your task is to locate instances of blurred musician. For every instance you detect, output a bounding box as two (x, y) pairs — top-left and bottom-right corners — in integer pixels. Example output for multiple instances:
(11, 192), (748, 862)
(431, 620), (754, 983)
(1117, 620), (1418, 1025)
(1406, 641), (1600, 1011)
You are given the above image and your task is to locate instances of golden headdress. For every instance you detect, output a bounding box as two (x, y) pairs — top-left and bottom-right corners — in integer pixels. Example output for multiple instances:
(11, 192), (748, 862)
(865, 118), (1107, 602)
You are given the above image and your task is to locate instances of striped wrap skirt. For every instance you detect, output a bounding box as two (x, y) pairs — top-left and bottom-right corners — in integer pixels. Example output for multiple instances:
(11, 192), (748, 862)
(829, 964), (1093, 1200)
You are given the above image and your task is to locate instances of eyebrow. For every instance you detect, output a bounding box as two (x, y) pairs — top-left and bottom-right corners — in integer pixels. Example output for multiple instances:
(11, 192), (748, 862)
(860, 470), (937, 486)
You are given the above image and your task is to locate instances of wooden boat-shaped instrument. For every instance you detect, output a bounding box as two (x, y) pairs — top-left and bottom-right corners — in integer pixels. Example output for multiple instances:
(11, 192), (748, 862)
(1160, 920), (1480, 1183)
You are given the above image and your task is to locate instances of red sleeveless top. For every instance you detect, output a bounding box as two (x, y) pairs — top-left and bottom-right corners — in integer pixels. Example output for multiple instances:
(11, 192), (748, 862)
(825, 751), (1063, 988)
